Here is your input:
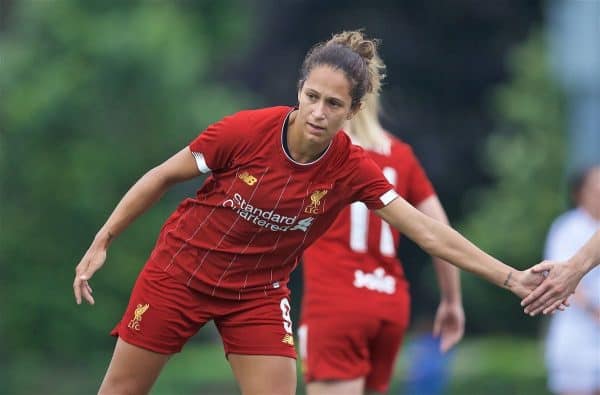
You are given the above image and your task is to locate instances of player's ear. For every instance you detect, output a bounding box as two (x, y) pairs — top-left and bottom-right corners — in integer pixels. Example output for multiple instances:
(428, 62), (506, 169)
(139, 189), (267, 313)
(297, 79), (305, 104)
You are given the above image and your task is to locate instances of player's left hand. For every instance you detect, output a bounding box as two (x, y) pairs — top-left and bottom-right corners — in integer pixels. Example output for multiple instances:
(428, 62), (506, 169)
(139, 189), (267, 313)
(433, 299), (465, 353)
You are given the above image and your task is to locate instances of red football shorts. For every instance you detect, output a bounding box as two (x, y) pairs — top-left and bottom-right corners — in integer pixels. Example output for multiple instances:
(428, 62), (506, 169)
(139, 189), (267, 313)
(299, 308), (409, 393)
(111, 265), (297, 358)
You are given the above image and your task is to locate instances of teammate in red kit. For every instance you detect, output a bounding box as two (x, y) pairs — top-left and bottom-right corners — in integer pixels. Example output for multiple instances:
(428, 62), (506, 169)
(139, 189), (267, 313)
(299, 84), (464, 395)
(73, 30), (545, 395)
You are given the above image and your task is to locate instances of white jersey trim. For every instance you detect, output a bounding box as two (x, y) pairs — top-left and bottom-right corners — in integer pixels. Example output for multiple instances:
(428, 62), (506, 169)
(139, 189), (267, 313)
(192, 151), (211, 173)
(380, 189), (399, 206)
(280, 109), (332, 166)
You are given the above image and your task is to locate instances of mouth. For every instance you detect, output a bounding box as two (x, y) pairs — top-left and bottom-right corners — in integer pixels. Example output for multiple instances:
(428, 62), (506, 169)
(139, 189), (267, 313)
(307, 122), (326, 133)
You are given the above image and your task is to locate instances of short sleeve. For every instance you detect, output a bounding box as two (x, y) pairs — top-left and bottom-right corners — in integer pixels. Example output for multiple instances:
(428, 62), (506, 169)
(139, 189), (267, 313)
(405, 148), (436, 206)
(350, 154), (398, 210)
(189, 112), (248, 173)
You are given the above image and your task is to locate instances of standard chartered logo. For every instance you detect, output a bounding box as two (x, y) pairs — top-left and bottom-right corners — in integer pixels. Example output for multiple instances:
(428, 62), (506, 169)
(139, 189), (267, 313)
(222, 193), (315, 232)
(353, 267), (396, 294)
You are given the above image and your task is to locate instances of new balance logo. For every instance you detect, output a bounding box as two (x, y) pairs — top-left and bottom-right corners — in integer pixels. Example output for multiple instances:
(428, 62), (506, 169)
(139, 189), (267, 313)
(238, 171), (257, 186)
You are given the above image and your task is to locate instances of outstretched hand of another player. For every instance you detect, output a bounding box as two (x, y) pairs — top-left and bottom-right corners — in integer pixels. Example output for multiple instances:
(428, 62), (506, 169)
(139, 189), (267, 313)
(73, 235), (111, 305)
(521, 260), (577, 316)
(433, 299), (465, 353)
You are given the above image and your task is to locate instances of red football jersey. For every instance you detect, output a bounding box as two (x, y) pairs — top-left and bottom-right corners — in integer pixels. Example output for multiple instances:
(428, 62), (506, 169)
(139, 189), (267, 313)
(301, 134), (435, 321)
(147, 106), (398, 300)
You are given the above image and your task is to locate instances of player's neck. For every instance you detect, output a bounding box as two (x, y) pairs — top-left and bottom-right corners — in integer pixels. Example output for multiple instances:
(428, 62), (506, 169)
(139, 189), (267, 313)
(286, 112), (330, 163)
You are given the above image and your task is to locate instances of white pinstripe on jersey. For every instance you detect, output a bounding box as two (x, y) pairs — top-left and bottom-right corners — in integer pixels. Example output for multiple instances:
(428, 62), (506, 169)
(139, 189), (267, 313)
(187, 166), (270, 288)
(239, 173), (293, 300)
(163, 166), (242, 273)
(210, 169), (272, 296)
(262, 180), (317, 296)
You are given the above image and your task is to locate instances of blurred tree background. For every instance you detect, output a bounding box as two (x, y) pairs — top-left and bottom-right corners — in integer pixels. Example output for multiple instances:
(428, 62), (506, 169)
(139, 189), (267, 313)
(0, 0), (258, 392)
(458, 31), (566, 335)
(0, 0), (574, 394)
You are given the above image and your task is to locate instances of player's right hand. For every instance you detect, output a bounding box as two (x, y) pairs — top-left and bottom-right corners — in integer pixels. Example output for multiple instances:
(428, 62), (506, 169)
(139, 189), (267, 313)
(73, 245), (107, 305)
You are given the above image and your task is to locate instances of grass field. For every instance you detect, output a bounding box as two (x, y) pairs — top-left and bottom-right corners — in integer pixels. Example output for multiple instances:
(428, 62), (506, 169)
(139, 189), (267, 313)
(5, 335), (551, 395)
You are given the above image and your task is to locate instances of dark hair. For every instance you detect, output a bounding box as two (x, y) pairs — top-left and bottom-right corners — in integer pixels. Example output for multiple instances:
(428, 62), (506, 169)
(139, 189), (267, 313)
(569, 164), (600, 206)
(298, 30), (385, 108)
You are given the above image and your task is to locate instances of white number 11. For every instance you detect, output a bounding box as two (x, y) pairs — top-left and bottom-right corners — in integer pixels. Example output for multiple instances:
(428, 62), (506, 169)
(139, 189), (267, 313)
(349, 167), (397, 257)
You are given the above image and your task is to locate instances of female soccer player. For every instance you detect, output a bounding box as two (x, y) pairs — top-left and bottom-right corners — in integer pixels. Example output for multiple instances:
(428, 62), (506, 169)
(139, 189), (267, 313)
(73, 30), (545, 395)
(299, 85), (464, 395)
(531, 166), (599, 395)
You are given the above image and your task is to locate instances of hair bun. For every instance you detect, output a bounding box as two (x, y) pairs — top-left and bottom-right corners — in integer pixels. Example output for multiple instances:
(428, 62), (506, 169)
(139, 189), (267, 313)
(326, 30), (385, 95)
(327, 30), (377, 62)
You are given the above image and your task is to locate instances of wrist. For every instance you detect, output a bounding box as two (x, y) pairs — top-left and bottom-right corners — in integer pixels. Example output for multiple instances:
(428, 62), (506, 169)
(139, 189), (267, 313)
(440, 292), (462, 305)
(502, 270), (512, 288)
(502, 270), (519, 293)
(94, 228), (115, 249)
(568, 255), (594, 278)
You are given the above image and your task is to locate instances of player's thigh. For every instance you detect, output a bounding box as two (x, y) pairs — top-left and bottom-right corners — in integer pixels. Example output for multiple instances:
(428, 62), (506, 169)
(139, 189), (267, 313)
(306, 377), (365, 395)
(99, 338), (171, 395)
(365, 320), (407, 393)
(228, 354), (296, 395)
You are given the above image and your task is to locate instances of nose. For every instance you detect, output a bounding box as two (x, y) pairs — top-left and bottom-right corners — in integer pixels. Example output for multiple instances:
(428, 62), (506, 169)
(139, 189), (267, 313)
(312, 100), (326, 120)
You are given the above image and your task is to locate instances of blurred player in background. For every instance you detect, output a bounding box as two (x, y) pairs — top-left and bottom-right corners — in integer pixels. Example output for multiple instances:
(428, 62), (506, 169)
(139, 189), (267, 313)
(538, 166), (600, 395)
(299, 79), (464, 394)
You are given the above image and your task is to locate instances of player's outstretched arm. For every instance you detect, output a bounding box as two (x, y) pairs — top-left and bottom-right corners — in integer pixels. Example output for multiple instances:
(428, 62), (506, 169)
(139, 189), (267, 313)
(375, 197), (545, 298)
(416, 196), (464, 352)
(521, 229), (600, 316)
(73, 147), (200, 305)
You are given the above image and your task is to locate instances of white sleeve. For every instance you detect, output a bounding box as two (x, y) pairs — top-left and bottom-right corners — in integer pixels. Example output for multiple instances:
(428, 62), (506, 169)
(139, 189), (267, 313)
(543, 212), (586, 261)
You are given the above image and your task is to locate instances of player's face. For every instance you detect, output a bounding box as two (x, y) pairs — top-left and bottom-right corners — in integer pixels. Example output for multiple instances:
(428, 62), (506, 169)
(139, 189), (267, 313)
(297, 65), (358, 146)
(581, 167), (600, 217)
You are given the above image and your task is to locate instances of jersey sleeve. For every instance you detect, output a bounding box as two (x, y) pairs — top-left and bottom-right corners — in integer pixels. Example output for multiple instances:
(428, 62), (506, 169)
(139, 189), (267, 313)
(350, 153), (398, 210)
(188, 111), (249, 173)
(405, 147), (436, 206)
